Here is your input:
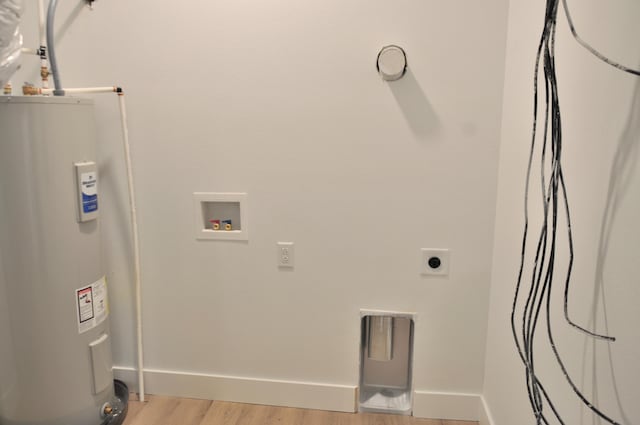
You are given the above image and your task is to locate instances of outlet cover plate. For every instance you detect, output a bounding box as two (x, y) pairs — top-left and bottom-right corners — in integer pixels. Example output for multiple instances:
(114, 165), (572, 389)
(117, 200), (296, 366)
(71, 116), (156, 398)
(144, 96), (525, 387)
(420, 248), (450, 276)
(277, 242), (295, 268)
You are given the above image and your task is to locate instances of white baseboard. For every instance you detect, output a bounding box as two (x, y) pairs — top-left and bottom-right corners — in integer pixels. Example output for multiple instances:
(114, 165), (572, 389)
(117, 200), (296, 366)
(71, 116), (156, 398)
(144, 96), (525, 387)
(478, 395), (495, 425)
(113, 367), (357, 413)
(412, 391), (485, 422)
(114, 367), (494, 422)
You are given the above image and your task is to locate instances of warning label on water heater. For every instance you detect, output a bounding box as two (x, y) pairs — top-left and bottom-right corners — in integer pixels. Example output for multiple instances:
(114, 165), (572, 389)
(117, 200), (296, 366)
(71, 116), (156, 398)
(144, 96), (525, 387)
(76, 277), (109, 334)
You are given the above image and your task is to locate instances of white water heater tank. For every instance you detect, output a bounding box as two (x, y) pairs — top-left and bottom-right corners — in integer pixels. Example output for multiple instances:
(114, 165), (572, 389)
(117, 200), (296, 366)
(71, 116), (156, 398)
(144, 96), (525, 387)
(0, 96), (118, 425)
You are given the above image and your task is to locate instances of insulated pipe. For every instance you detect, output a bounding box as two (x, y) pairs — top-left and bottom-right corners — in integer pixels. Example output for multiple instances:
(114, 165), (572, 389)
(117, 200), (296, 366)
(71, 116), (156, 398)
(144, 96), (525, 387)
(46, 0), (63, 95)
(37, 0), (48, 88)
(37, 0), (46, 47)
(23, 86), (119, 95)
(62, 86), (117, 94)
(117, 92), (146, 403)
(21, 47), (39, 55)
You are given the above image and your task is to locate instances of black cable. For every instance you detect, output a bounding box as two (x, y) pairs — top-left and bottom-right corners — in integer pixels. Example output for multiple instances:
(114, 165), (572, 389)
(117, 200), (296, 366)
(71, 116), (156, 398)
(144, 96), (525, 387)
(514, 4), (556, 421)
(512, 4), (564, 424)
(511, 1), (636, 424)
(561, 0), (640, 76)
(560, 166), (616, 342)
(558, 0), (631, 341)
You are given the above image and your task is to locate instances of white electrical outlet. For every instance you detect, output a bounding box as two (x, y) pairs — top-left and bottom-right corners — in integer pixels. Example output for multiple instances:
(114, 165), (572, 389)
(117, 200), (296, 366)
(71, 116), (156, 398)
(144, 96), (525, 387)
(420, 248), (450, 276)
(277, 242), (295, 268)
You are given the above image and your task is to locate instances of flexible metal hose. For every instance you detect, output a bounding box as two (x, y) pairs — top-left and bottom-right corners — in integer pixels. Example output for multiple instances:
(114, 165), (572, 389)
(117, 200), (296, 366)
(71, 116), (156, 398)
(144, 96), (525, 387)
(46, 0), (64, 95)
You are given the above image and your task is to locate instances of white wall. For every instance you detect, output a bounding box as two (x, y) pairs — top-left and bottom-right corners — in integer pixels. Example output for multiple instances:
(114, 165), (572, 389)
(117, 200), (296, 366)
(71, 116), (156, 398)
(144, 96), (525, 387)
(484, 1), (640, 424)
(13, 0), (508, 412)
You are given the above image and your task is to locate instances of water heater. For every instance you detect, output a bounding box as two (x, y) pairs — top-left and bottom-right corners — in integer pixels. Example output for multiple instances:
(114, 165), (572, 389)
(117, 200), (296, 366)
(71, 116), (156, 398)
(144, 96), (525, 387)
(0, 96), (124, 425)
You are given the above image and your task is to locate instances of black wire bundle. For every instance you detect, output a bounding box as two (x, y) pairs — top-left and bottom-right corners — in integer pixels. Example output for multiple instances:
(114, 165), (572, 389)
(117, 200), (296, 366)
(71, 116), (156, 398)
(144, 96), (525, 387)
(511, 1), (640, 424)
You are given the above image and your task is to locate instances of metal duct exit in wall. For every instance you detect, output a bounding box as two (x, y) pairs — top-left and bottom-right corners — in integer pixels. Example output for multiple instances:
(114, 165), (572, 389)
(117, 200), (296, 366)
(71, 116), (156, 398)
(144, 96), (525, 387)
(359, 313), (414, 415)
(367, 316), (394, 361)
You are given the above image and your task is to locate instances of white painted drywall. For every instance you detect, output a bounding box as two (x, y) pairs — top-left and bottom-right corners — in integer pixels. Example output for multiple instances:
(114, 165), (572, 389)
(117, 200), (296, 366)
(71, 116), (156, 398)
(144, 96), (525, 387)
(13, 0), (508, 402)
(484, 1), (640, 424)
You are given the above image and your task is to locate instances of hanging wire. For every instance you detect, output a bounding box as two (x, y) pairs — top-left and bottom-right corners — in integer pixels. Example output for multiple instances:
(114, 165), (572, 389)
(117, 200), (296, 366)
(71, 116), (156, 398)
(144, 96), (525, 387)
(511, 0), (638, 423)
(561, 0), (640, 77)
(558, 0), (634, 342)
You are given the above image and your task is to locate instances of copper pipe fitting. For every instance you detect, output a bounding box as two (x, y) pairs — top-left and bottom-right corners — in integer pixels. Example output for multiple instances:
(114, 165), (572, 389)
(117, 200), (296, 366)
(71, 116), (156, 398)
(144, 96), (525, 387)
(40, 66), (50, 81)
(22, 85), (42, 96)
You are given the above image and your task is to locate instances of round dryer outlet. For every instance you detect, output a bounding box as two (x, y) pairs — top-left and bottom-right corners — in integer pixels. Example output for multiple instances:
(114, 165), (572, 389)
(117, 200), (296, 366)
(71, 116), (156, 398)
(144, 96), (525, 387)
(420, 248), (450, 276)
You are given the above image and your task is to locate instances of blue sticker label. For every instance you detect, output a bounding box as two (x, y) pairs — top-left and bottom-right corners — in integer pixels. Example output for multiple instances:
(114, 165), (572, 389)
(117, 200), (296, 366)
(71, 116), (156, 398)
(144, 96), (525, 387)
(82, 193), (98, 213)
(82, 198), (98, 214)
(80, 171), (98, 215)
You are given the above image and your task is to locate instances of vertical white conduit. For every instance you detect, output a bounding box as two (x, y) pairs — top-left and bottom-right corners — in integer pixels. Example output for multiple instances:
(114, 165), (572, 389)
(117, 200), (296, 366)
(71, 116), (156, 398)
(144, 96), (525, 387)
(117, 92), (146, 403)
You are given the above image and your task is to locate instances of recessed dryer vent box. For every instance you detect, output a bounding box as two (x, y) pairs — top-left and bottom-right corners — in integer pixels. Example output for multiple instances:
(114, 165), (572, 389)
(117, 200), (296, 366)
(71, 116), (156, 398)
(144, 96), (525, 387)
(359, 310), (415, 416)
(193, 192), (248, 240)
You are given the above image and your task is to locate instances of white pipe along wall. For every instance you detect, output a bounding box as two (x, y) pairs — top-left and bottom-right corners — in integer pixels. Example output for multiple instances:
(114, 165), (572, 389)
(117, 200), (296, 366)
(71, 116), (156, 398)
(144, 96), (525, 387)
(117, 91), (146, 403)
(10, 0), (510, 420)
(483, 1), (640, 424)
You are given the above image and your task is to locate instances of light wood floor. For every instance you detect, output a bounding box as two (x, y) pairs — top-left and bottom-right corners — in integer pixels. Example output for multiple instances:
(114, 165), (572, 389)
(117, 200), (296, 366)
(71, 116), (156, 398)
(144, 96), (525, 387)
(122, 395), (477, 425)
